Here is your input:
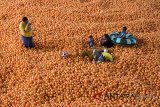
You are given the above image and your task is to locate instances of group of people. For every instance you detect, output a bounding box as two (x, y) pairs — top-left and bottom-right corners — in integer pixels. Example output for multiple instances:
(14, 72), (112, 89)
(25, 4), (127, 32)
(87, 26), (128, 63)
(87, 34), (114, 63)
(88, 34), (115, 49)
(19, 16), (129, 63)
(88, 26), (128, 49)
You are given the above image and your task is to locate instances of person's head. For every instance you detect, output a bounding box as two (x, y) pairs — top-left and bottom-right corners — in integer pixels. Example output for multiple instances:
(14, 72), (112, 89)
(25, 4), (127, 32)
(122, 26), (127, 32)
(104, 34), (109, 39)
(61, 51), (68, 58)
(22, 16), (28, 24)
(89, 35), (93, 38)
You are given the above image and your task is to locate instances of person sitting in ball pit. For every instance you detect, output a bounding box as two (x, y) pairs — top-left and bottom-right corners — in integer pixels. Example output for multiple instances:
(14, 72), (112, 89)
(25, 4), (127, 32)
(110, 26), (137, 45)
(88, 35), (94, 48)
(100, 34), (114, 48)
(119, 26), (127, 38)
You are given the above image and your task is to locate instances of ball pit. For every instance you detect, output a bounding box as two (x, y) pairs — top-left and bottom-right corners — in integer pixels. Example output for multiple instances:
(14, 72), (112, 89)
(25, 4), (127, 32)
(0, 0), (160, 106)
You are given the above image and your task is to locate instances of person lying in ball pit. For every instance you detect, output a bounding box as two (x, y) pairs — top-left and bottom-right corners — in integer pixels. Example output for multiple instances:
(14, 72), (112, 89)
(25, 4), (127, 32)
(19, 16), (34, 48)
(93, 49), (105, 63)
(100, 34), (114, 48)
(101, 49), (113, 62)
(93, 48), (113, 63)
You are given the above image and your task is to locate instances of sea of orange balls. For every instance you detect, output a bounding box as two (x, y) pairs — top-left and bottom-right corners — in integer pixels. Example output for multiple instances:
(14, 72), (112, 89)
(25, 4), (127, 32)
(0, 0), (160, 106)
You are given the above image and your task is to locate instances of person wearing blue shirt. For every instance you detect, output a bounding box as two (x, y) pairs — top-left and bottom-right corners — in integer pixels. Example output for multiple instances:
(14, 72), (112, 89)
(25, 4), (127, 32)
(119, 26), (127, 38)
(88, 35), (94, 48)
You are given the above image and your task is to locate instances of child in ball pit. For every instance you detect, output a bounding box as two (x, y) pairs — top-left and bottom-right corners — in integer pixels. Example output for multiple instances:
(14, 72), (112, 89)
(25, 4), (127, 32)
(102, 48), (113, 62)
(19, 16), (34, 48)
(88, 35), (94, 48)
(100, 34), (114, 48)
(119, 26), (127, 38)
(93, 48), (113, 63)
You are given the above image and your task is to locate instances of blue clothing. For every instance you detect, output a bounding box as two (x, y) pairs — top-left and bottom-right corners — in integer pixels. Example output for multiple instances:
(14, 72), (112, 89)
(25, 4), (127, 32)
(100, 37), (114, 48)
(88, 38), (94, 48)
(94, 51), (105, 63)
(119, 31), (127, 38)
(22, 36), (34, 48)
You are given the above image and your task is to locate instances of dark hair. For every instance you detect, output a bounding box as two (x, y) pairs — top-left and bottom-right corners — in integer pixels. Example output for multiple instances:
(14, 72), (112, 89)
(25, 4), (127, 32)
(122, 26), (127, 32)
(89, 35), (93, 38)
(104, 34), (109, 38)
(22, 16), (28, 22)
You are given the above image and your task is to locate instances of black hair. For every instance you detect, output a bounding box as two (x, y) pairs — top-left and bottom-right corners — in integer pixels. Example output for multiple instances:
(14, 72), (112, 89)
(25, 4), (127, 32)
(22, 16), (28, 22)
(104, 34), (109, 38)
(89, 35), (93, 38)
(122, 26), (127, 32)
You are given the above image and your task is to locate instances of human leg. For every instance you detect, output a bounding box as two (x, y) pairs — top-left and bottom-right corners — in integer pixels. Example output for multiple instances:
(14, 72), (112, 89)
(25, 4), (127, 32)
(22, 36), (29, 48)
(28, 37), (35, 48)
